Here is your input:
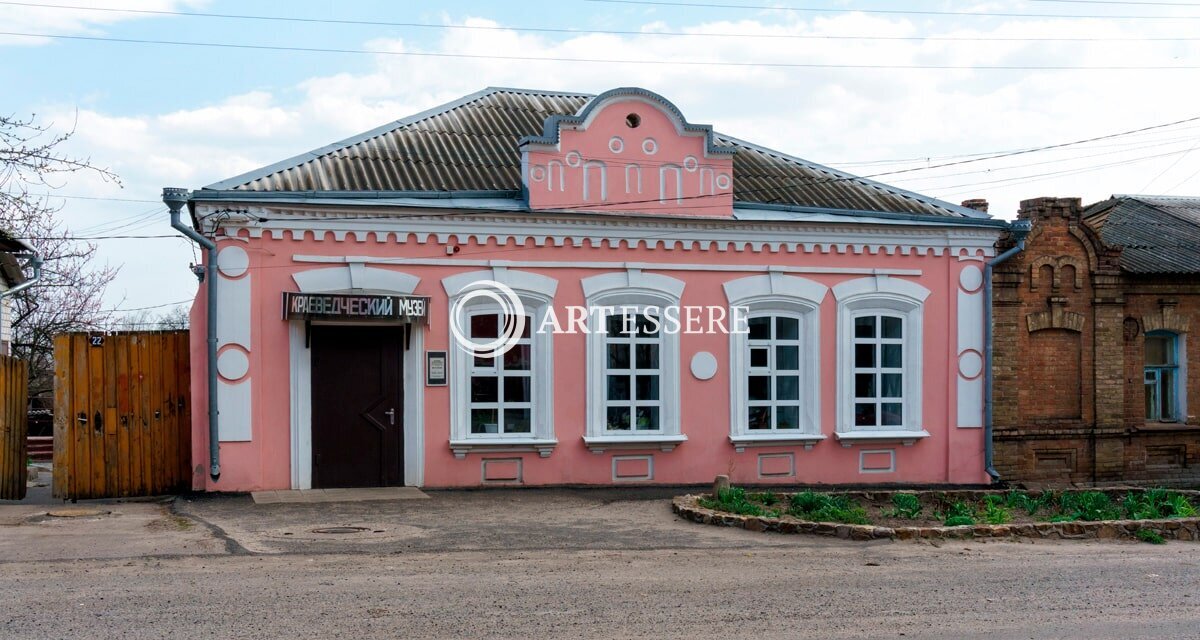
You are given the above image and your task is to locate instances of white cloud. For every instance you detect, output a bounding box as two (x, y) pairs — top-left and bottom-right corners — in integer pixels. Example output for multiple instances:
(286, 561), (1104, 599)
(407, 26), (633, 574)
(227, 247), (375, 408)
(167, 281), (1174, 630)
(0, 0), (208, 46)
(24, 9), (1200, 311)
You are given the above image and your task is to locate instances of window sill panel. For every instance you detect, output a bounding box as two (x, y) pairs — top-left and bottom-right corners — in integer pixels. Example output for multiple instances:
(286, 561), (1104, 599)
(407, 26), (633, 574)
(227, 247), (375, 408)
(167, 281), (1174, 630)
(583, 435), (687, 453)
(449, 439), (558, 459)
(729, 434), (826, 452)
(833, 430), (930, 447)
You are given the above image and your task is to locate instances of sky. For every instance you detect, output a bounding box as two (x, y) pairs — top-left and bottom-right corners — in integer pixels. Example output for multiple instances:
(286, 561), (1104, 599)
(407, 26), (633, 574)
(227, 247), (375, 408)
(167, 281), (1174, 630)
(4, 0), (1200, 319)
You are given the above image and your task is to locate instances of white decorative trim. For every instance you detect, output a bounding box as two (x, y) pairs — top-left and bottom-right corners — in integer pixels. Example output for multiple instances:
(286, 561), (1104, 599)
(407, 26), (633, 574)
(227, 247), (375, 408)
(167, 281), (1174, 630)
(859, 449), (897, 473)
(730, 434), (826, 452)
(834, 276), (929, 435)
(580, 270), (685, 300)
(216, 272), (251, 350)
(441, 268), (558, 299)
(296, 254), (923, 277)
(583, 273), (684, 446)
(216, 245), (249, 278)
(201, 205), (1001, 257)
(611, 454), (655, 482)
(444, 269), (558, 451)
(756, 452), (796, 478)
(292, 265), (419, 294)
(725, 274), (826, 443)
(451, 439), (558, 459)
(956, 272), (985, 428)
(216, 380), (252, 441)
(690, 352), (717, 380)
(836, 430), (931, 447)
(481, 458), (523, 483)
(583, 435), (687, 453)
(216, 349), (249, 381)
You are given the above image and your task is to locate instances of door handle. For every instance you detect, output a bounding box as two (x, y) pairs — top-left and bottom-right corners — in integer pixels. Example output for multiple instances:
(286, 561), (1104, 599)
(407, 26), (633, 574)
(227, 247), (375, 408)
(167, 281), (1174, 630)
(384, 408), (396, 425)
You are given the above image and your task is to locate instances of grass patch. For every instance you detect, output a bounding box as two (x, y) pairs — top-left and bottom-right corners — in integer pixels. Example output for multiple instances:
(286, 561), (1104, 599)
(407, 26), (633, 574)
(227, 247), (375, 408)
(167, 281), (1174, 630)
(1136, 528), (1165, 544)
(787, 491), (870, 524)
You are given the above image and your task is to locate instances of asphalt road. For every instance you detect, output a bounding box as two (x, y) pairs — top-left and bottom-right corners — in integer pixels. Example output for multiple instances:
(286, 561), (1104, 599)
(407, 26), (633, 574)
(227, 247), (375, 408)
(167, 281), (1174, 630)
(2, 490), (1199, 639)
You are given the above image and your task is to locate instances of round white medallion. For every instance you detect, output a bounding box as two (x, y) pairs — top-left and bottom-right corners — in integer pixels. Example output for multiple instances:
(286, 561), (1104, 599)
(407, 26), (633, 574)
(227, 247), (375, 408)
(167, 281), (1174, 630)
(529, 165), (546, 182)
(564, 150), (582, 167)
(959, 264), (983, 292)
(958, 350), (983, 379)
(715, 173), (732, 190)
(682, 155), (699, 172)
(608, 136), (624, 154)
(216, 245), (249, 278)
(690, 351), (718, 380)
(641, 138), (658, 155)
(217, 349), (250, 381)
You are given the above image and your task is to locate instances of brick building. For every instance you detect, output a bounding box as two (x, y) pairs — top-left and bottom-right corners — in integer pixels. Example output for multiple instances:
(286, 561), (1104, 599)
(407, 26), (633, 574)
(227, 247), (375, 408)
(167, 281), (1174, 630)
(993, 195), (1199, 485)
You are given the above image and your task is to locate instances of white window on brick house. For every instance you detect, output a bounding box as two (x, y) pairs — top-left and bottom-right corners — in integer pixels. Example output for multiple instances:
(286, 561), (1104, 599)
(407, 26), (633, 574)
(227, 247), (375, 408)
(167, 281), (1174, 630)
(1145, 331), (1183, 422)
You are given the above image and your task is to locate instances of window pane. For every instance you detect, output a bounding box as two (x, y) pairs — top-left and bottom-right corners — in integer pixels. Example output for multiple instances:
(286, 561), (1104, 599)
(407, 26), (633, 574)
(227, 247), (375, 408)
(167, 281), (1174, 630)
(748, 316), (771, 340)
(470, 376), (498, 403)
(503, 344), (531, 371)
(776, 406), (799, 430)
(776, 317), (799, 340)
(635, 406), (660, 431)
(748, 406), (772, 430)
(776, 376), (799, 401)
(854, 316), (876, 338)
(606, 314), (630, 336)
(607, 344), (629, 369)
(1145, 335), (1172, 366)
(882, 344), (903, 369)
(776, 345), (799, 370)
(503, 408), (531, 433)
(855, 373), (876, 399)
(471, 314), (498, 339)
(636, 375), (660, 401)
(882, 316), (903, 339)
(606, 407), (631, 431)
(749, 376), (771, 401)
(1145, 372), (1159, 420)
(503, 376), (531, 403)
(855, 402), (877, 426)
(855, 344), (875, 368)
(881, 373), (903, 398)
(881, 403), (903, 426)
(1161, 368), (1176, 420)
(636, 343), (659, 369)
(504, 314), (531, 339)
(635, 313), (660, 337)
(607, 375), (630, 401)
(750, 347), (769, 368)
(471, 408), (498, 434)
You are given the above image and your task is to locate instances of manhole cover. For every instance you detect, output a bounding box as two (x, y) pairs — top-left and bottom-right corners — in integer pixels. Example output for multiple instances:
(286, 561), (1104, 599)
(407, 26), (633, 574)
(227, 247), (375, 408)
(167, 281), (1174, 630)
(311, 526), (370, 535)
(46, 508), (110, 518)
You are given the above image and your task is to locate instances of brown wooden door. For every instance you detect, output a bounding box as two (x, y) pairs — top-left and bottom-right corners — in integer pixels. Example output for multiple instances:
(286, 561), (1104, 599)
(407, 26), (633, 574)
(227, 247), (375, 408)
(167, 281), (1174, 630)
(310, 325), (404, 488)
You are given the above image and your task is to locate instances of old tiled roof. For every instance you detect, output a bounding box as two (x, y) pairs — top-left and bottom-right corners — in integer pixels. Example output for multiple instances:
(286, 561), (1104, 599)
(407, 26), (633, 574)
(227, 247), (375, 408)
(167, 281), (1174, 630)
(1084, 195), (1200, 275)
(203, 87), (981, 218)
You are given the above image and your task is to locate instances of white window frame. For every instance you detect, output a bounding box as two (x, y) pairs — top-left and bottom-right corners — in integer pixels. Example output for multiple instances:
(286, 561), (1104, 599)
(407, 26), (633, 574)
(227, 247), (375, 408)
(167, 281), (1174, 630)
(582, 270), (686, 453)
(832, 275), (931, 446)
(724, 274), (827, 451)
(443, 269), (558, 458)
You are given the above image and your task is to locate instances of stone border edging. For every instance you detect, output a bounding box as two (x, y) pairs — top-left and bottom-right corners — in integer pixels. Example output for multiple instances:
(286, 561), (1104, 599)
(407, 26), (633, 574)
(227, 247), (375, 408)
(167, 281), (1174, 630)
(672, 494), (1200, 541)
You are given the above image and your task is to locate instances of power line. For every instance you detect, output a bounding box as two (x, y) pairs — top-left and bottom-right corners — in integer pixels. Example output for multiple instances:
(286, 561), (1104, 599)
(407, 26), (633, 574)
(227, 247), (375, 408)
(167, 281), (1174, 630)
(6, 1), (1200, 42)
(1029, 0), (1200, 6)
(583, 0), (1200, 19)
(4, 31), (1200, 70)
(101, 299), (192, 313)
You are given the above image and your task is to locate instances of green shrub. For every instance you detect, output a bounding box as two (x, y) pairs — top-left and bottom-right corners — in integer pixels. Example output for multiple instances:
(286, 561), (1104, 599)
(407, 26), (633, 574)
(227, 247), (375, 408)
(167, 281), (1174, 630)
(886, 493), (923, 519)
(750, 491), (781, 506)
(1122, 489), (1197, 520)
(942, 501), (976, 526)
(700, 486), (766, 517)
(788, 491), (870, 524)
(944, 515), (974, 527)
(1167, 494), (1198, 518)
(1060, 491), (1121, 521)
(983, 502), (1011, 525)
(1136, 528), (1166, 544)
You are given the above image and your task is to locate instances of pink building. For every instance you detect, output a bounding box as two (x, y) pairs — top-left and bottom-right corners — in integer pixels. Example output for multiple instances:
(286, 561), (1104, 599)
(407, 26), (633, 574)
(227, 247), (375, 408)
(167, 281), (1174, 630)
(171, 87), (1008, 491)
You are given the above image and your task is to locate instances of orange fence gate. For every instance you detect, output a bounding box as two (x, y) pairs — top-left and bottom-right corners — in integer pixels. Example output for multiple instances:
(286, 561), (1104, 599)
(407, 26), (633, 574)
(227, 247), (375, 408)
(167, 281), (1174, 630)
(53, 331), (191, 499)
(0, 353), (29, 500)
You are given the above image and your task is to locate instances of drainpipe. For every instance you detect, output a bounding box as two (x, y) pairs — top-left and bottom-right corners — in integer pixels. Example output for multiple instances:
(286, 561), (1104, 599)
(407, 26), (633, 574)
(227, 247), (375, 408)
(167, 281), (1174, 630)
(984, 219), (1032, 482)
(0, 253), (43, 355)
(162, 187), (220, 481)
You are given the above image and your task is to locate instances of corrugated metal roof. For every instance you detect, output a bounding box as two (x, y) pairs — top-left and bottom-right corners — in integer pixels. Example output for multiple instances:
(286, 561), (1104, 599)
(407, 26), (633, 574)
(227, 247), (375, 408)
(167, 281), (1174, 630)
(1084, 195), (1200, 274)
(204, 87), (976, 218)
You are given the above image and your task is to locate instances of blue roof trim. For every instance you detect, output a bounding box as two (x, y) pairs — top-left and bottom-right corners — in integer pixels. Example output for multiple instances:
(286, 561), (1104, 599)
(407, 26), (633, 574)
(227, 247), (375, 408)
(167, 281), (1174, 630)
(734, 202), (1010, 229)
(717, 132), (990, 220)
(518, 87), (735, 157)
(203, 87), (528, 191)
(192, 189), (522, 202)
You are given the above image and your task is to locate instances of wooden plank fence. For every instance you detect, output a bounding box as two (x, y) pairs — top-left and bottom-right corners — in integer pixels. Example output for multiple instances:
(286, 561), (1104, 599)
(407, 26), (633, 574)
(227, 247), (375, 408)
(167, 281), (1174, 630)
(53, 331), (191, 500)
(0, 354), (29, 500)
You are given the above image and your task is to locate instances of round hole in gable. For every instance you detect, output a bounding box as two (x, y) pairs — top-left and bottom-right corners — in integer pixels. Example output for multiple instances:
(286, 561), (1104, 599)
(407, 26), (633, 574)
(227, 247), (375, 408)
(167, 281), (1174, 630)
(625, 113), (641, 128)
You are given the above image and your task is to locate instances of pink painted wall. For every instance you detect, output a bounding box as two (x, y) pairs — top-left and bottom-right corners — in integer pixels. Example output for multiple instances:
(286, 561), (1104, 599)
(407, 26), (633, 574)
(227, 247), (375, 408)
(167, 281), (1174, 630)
(188, 231), (990, 492)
